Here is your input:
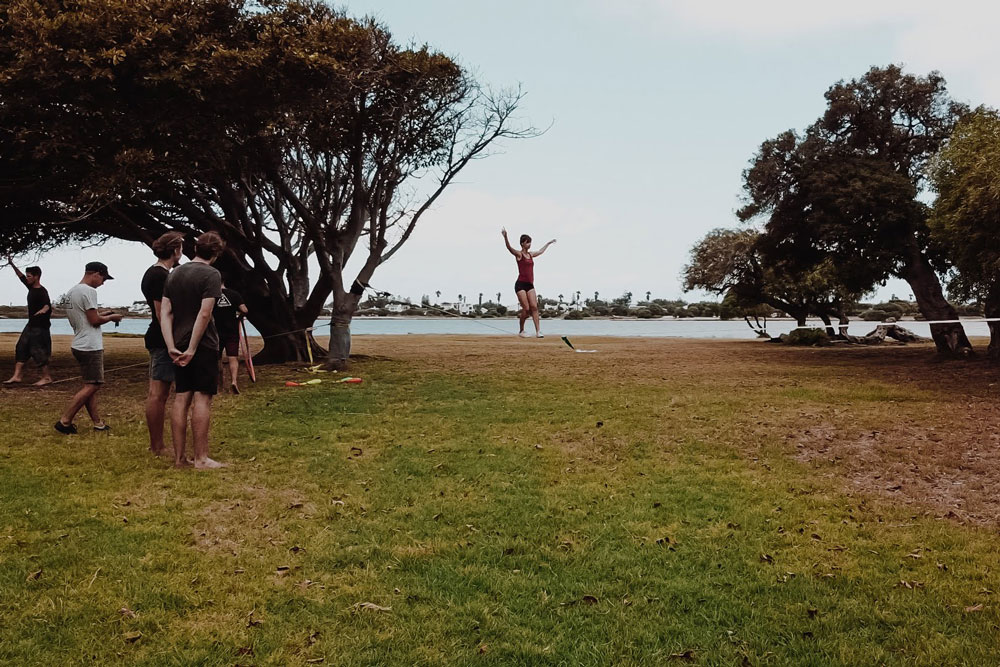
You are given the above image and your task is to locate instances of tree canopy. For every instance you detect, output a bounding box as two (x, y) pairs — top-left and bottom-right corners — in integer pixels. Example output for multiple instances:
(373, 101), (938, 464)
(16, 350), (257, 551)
(683, 228), (859, 328)
(0, 0), (533, 364)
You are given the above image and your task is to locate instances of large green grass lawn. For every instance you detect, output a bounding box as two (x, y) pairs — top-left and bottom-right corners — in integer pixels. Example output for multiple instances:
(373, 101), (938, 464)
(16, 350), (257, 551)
(2, 334), (999, 665)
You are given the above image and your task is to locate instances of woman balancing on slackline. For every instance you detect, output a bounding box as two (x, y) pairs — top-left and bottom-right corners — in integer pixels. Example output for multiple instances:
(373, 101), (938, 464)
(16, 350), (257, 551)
(501, 227), (556, 338)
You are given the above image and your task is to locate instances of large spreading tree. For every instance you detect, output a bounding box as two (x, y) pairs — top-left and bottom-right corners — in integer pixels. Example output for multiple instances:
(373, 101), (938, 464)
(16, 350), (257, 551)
(0, 0), (533, 365)
(739, 66), (972, 354)
(684, 228), (860, 333)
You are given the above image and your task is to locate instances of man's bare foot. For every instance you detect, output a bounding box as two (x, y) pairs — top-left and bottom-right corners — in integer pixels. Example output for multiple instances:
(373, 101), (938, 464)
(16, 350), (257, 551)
(149, 446), (166, 457)
(2, 378), (21, 385)
(174, 459), (193, 468)
(32, 378), (52, 387)
(194, 458), (227, 469)
(230, 384), (240, 395)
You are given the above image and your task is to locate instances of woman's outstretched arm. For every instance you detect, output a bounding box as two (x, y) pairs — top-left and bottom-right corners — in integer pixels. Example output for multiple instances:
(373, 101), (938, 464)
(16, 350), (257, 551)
(531, 239), (557, 257)
(501, 227), (521, 257)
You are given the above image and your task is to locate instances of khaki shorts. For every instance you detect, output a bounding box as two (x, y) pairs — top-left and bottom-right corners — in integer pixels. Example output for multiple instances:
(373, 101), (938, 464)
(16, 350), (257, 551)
(71, 348), (105, 384)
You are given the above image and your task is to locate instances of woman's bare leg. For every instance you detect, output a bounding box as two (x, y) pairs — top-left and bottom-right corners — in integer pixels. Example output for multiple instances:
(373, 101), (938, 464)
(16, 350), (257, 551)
(527, 290), (542, 336)
(516, 290), (530, 335)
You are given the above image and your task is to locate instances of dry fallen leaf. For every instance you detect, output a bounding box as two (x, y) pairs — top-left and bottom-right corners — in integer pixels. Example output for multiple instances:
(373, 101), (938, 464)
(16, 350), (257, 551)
(26, 569), (42, 582)
(581, 595), (599, 605)
(760, 554), (774, 564)
(246, 610), (263, 627)
(965, 604), (984, 613)
(351, 602), (391, 613)
(118, 606), (137, 619)
(123, 631), (142, 643)
(478, 644), (488, 654)
(668, 649), (696, 661)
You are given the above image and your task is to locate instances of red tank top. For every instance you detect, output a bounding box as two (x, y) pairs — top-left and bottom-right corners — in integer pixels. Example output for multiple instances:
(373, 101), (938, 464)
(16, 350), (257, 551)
(516, 253), (534, 283)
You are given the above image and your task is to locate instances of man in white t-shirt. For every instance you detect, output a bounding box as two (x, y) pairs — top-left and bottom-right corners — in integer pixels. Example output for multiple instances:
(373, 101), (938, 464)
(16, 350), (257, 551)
(55, 262), (123, 434)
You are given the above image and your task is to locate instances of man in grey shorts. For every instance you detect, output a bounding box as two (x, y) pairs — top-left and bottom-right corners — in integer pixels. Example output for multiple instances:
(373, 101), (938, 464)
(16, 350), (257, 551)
(55, 262), (123, 434)
(141, 231), (184, 455)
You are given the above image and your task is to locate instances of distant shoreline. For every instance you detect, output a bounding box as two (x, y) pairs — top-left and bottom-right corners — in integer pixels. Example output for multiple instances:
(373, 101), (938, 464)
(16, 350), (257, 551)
(0, 312), (963, 323)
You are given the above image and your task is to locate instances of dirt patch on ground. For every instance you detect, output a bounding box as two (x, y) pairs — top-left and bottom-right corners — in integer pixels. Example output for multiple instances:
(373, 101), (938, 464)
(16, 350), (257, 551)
(350, 334), (1000, 526)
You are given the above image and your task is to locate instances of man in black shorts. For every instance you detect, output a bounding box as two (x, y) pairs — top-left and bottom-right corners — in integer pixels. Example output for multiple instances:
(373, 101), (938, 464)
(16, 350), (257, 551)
(160, 231), (226, 469)
(4, 257), (53, 386)
(141, 231), (184, 455)
(213, 281), (248, 394)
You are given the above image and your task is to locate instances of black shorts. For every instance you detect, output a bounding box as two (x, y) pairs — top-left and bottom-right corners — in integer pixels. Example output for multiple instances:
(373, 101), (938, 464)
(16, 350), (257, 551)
(173, 347), (220, 395)
(219, 333), (240, 357)
(15, 327), (51, 366)
(514, 281), (534, 293)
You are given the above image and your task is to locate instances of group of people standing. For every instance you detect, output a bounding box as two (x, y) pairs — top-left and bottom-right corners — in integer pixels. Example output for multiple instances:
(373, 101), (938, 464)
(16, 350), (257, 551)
(5, 231), (247, 470)
(5, 226), (552, 466)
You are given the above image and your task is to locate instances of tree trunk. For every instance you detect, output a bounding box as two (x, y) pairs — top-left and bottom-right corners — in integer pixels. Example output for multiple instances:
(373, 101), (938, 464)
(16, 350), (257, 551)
(240, 288), (326, 364)
(818, 313), (835, 337)
(899, 248), (973, 356)
(837, 312), (850, 338)
(221, 262), (328, 365)
(985, 288), (1000, 361)
(323, 291), (361, 371)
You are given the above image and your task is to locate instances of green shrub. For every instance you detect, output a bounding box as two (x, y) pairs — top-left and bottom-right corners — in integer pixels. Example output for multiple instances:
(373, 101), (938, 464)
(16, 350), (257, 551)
(564, 310), (584, 320)
(784, 328), (830, 346)
(860, 309), (887, 322)
(635, 307), (654, 319)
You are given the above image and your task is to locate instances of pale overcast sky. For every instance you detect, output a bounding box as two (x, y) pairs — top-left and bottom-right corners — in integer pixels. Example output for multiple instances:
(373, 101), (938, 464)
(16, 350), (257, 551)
(4, 0), (999, 308)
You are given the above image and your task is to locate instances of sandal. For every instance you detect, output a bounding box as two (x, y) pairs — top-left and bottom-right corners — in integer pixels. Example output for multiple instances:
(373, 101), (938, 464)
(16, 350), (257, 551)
(93, 424), (111, 432)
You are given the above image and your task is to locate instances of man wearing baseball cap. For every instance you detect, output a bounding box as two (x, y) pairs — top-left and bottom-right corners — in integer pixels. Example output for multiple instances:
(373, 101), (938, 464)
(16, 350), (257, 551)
(55, 262), (123, 434)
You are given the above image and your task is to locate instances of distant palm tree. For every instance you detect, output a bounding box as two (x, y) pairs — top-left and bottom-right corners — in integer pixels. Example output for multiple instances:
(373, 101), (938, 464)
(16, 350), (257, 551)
(594, 291), (599, 302)
(457, 294), (463, 304)
(575, 291), (581, 304)
(558, 293), (564, 303)
(645, 291), (651, 301)
(435, 290), (441, 303)
(496, 292), (501, 303)
(478, 292), (483, 305)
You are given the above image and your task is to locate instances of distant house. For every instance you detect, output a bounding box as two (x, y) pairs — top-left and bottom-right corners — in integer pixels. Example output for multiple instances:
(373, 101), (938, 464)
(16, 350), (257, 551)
(130, 300), (151, 316)
(385, 303), (407, 313)
(440, 301), (473, 315)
